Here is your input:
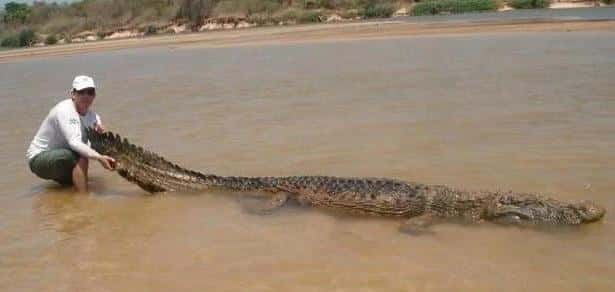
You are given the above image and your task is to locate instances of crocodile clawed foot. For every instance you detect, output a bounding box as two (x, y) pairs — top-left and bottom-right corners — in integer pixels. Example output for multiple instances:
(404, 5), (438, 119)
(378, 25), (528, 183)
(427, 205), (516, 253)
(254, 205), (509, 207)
(399, 214), (437, 235)
(238, 192), (289, 215)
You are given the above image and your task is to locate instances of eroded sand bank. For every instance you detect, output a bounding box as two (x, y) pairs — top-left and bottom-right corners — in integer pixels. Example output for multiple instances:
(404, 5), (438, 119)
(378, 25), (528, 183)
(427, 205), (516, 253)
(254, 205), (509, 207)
(1, 19), (614, 63)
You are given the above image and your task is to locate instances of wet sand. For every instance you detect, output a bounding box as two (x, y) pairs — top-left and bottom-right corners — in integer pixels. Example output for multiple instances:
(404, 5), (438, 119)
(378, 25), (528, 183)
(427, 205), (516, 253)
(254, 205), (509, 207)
(1, 19), (615, 63)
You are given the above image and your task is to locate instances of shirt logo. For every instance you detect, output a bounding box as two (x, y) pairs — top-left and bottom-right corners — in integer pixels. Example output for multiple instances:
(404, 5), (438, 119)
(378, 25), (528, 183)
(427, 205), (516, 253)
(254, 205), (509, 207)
(69, 118), (79, 125)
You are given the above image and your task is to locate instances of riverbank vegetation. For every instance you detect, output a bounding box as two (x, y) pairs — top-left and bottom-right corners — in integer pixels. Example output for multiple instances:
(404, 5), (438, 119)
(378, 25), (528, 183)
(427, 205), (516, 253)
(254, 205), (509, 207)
(0, 0), (610, 48)
(508, 0), (550, 9)
(412, 0), (496, 16)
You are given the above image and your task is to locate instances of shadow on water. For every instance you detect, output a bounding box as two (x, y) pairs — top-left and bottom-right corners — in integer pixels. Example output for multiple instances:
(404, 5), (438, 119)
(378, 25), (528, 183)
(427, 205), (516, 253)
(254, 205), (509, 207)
(28, 176), (156, 240)
(32, 191), (96, 239)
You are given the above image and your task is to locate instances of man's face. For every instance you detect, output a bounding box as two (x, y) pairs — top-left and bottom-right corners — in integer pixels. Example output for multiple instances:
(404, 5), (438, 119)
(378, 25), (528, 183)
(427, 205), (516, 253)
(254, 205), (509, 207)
(72, 88), (96, 115)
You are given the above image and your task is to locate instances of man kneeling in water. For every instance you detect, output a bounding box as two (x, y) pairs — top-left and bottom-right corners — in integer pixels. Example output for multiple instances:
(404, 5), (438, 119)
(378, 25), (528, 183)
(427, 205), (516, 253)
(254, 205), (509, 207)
(26, 75), (116, 192)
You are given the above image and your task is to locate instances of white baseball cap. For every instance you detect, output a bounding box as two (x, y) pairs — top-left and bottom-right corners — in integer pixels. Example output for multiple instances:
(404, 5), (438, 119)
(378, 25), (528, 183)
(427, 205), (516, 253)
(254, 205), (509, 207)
(72, 75), (96, 91)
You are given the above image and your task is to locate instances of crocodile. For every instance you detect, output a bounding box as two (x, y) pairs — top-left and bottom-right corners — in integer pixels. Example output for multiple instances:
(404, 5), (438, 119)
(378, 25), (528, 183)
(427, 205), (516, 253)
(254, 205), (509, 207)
(86, 129), (605, 232)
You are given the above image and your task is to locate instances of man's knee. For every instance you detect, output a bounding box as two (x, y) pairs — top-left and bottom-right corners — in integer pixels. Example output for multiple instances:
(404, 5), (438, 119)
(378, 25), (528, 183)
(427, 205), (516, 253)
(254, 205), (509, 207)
(29, 149), (77, 180)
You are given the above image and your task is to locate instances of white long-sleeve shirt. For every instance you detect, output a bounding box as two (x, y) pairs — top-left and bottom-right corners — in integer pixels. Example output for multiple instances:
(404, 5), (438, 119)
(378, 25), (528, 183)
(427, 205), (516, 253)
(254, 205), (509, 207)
(27, 99), (102, 161)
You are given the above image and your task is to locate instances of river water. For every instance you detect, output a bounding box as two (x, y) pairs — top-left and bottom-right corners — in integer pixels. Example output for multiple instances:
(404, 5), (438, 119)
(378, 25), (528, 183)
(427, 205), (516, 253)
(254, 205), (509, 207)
(403, 6), (615, 23)
(1, 30), (614, 291)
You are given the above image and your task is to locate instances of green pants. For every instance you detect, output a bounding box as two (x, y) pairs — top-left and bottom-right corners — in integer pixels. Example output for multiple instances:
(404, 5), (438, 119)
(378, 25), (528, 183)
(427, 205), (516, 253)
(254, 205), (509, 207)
(29, 149), (80, 185)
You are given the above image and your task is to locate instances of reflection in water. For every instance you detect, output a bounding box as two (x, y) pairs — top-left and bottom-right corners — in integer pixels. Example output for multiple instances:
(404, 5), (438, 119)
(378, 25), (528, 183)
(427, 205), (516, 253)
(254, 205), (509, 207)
(0, 31), (614, 290)
(35, 194), (92, 236)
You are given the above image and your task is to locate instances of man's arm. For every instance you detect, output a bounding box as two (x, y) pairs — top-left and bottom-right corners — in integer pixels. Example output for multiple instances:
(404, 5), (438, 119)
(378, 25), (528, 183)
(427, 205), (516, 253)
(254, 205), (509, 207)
(57, 112), (101, 159)
(57, 112), (116, 170)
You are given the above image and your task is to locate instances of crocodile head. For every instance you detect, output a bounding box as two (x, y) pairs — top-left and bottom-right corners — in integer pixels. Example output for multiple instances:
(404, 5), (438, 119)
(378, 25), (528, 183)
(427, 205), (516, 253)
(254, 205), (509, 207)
(573, 200), (606, 223)
(485, 193), (605, 225)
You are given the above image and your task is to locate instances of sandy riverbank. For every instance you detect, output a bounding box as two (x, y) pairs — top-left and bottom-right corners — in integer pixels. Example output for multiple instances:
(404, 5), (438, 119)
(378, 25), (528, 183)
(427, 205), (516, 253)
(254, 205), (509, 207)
(1, 19), (614, 63)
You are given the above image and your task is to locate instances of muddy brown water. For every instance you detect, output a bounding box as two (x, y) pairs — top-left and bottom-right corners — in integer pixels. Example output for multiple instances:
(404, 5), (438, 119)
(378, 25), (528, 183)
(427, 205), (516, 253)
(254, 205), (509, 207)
(1, 31), (614, 291)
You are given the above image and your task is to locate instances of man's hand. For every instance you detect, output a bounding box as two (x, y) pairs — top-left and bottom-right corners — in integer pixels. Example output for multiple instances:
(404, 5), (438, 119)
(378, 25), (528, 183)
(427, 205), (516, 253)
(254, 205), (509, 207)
(98, 155), (117, 170)
(94, 122), (106, 133)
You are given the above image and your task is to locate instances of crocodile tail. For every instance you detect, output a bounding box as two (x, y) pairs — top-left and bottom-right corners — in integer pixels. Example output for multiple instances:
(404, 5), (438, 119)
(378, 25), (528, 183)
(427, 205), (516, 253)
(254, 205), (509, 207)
(85, 128), (215, 193)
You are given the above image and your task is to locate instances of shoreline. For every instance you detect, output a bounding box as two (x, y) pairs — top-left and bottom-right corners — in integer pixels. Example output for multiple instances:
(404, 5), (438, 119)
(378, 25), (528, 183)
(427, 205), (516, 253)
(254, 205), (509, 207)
(1, 18), (614, 63)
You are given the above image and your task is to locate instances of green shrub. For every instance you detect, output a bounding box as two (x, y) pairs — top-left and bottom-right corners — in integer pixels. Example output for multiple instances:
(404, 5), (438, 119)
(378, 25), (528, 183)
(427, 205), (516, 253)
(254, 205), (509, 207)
(332, 0), (363, 9)
(3, 2), (32, 24)
(273, 8), (300, 22)
(1, 35), (20, 47)
(508, 0), (550, 9)
(361, 2), (396, 18)
(247, 0), (281, 14)
(44, 34), (57, 45)
(272, 8), (327, 24)
(214, 0), (281, 16)
(304, 0), (335, 9)
(412, 0), (497, 16)
(18, 28), (37, 46)
(246, 13), (273, 25)
(98, 30), (111, 39)
(0, 28), (36, 47)
(297, 10), (323, 23)
(339, 9), (360, 19)
(144, 24), (157, 35)
(41, 16), (85, 36)
(213, 0), (242, 15)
